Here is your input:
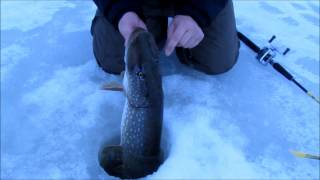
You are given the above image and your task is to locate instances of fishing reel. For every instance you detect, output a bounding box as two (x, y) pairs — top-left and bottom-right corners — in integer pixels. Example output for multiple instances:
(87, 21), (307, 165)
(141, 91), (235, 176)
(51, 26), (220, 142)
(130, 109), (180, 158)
(257, 35), (290, 65)
(238, 31), (319, 104)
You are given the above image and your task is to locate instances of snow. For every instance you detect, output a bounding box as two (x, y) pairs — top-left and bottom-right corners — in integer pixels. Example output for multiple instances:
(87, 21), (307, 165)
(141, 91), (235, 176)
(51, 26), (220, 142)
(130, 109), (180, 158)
(1, 1), (319, 179)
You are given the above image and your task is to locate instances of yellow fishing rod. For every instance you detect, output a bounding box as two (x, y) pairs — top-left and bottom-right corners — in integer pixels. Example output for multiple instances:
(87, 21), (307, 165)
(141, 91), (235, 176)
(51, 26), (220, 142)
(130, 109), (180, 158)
(290, 150), (320, 160)
(238, 32), (319, 104)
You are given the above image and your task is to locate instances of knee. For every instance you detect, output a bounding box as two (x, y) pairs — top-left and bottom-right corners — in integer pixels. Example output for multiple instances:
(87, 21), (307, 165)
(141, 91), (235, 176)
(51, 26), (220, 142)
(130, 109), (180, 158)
(98, 61), (124, 75)
(92, 46), (124, 75)
(195, 41), (240, 75)
(91, 9), (125, 75)
(196, 51), (239, 75)
(203, 53), (239, 75)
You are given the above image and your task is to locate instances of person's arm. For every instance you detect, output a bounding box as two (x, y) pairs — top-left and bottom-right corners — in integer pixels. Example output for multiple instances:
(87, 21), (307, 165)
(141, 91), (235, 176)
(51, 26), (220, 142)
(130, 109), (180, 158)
(174, 0), (228, 27)
(93, 0), (143, 29)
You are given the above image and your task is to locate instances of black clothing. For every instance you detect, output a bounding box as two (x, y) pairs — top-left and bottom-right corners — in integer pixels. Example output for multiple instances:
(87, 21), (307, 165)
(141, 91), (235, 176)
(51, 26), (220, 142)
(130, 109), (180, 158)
(91, 0), (239, 75)
(92, 0), (228, 28)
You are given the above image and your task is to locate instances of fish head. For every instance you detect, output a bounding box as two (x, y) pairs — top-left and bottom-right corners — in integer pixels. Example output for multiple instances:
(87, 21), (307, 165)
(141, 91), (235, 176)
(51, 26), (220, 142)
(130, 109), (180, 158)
(123, 28), (162, 108)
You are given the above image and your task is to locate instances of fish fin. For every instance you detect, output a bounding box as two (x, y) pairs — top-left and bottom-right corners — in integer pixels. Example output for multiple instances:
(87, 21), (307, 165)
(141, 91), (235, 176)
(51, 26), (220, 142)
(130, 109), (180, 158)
(101, 82), (123, 91)
(290, 150), (320, 160)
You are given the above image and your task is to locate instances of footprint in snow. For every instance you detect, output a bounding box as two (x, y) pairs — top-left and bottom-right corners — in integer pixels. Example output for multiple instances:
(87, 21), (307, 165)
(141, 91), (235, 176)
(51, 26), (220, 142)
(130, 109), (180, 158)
(300, 13), (320, 27)
(281, 16), (300, 27)
(306, 35), (320, 45)
(296, 57), (319, 77)
(290, 2), (308, 11)
(259, 2), (284, 15)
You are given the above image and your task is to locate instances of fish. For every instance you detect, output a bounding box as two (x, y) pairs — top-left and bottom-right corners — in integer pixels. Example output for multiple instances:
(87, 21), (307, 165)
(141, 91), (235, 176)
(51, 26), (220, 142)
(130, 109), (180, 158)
(99, 28), (163, 179)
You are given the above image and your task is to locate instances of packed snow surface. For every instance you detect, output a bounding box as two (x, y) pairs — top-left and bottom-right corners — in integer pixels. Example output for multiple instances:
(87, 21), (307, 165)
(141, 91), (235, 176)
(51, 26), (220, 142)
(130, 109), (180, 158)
(1, 1), (319, 179)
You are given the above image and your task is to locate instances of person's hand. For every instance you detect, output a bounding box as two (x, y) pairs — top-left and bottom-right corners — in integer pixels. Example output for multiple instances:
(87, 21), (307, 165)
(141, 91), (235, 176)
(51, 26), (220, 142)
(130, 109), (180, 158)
(118, 12), (147, 46)
(165, 15), (204, 56)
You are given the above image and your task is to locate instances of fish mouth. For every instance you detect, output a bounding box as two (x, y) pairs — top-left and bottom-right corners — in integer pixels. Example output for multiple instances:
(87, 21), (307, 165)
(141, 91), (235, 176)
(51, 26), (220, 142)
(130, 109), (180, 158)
(126, 28), (159, 69)
(127, 28), (148, 46)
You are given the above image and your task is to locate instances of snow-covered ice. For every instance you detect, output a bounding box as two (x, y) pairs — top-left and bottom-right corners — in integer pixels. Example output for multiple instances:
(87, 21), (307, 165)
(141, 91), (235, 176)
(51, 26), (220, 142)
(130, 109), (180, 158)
(1, 1), (319, 179)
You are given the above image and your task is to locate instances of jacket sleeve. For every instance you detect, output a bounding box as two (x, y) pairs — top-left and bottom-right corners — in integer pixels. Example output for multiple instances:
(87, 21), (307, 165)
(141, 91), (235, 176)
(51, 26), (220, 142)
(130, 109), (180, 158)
(93, 0), (143, 29)
(174, 0), (228, 28)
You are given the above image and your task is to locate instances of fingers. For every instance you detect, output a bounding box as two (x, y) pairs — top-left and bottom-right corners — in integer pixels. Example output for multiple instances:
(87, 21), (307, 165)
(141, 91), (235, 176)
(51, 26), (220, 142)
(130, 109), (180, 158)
(167, 21), (175, 41)
(185, 37), (197, 48)
(123, 19), (147, 46)
(165, 23), (186, 56)
(178, 32), (203, 49)
(164, 15), (205, 56)
(185, 28), (204, 48)
(137, 20), (147, 30)
(118, 12), (148, 46)
(185, 33), (204, 48)
(177, 30), (193, 47)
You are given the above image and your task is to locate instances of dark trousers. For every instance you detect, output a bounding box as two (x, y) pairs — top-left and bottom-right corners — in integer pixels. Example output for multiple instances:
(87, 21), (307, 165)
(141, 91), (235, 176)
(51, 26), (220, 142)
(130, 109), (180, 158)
(91, 0), (239, 75)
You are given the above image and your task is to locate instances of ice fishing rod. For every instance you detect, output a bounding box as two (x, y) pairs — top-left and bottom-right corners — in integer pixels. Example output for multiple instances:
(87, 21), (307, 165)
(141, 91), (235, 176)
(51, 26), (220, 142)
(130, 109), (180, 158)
(237, 31), (319, 104)
(290, 150), (320, 160)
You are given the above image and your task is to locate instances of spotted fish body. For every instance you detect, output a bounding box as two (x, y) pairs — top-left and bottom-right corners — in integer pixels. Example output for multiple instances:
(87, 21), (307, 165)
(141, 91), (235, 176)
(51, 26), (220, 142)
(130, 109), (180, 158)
(120, 28), (163, 178)
(99, 28), (163, 179)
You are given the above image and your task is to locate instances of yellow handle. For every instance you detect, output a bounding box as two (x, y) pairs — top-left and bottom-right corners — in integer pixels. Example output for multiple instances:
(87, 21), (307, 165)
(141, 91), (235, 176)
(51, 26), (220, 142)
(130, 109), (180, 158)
(291, 150), (320, 160)
(307, 92), (320, 104)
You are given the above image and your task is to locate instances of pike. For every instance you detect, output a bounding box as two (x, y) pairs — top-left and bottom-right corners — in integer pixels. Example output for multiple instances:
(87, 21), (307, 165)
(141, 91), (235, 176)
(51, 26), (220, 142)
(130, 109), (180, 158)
(99, 28), (164, 179)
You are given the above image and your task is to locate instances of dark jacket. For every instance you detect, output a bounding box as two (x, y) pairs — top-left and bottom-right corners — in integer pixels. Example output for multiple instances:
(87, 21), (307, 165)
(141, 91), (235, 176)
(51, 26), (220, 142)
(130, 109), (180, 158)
(93, 0), (228, 29)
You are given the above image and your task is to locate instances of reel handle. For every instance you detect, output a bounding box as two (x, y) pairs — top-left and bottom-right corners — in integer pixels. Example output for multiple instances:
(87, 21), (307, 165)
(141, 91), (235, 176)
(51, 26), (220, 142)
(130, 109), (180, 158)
(269, 35), (276, 43)
(283, 48), (290, 55)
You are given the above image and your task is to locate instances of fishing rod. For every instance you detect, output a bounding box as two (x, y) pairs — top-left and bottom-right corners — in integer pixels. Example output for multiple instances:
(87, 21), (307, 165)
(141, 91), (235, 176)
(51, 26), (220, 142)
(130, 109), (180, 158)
(290, 150), (320, 160)
(238, 31), (320, 104)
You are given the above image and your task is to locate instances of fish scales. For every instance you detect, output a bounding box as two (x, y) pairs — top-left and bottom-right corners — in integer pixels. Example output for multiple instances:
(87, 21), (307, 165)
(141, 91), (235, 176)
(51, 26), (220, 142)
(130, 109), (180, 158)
(99, 28), (164, 179)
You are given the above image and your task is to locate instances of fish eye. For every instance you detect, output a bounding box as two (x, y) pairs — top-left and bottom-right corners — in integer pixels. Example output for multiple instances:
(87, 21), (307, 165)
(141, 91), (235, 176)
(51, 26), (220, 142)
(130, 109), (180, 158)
(136, 71), (145, 79)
